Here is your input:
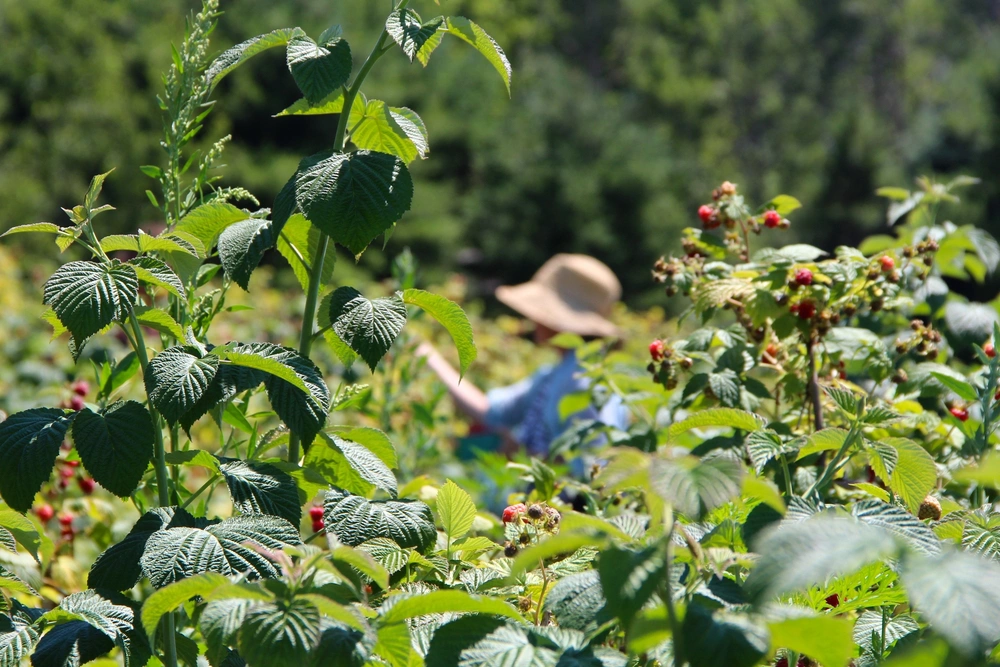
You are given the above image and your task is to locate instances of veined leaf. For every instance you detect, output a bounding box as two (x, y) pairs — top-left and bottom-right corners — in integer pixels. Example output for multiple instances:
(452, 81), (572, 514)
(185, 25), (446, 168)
(648, 455), (744, 520)
(134, 306), (185, 340)
(307, 432), (398, 497)
(402, 289), (476, 376)
(868, 438), (936, 513)
(276, 214), (337, 293)
(292, 150), (413, 256)
(141, 572), (230, 644)
(214, 342), (311, 395)
(326, 426), (396, 468)
(667, 408), (764, 438)
(71, 400), (154, 497)
(274, 87), (366, 121)
(145, 346), (220, 424)
(331, 545), (391, 591)
(0, 408), (73, 512)
(436, 480), (476, 542)
(379, 590), (520, 626)
(207, 27), (307, 89)
(218, 217), (276, 290)
(328, 287), (407, 371)
(323, 488), (435, 550)
(683, 606), (769, 667)
(443, 17), (511, 95)
(1, 222), (63, 237)
(129, 257), (185, 298)
(174, 202), (250, 249)
(768, 615), (854, 667)
(42, 260), (138, 347)
(598, 544), (665, 629)
(424, 616), (555, 667)
(851, 500), (940, 555)
(853, 610), (918, 653)
(99, 232), (197, 256)
(0, 509), (44, 562)
(238, 599), (321, 667)
(929, 371), (979, 402)
(218, 457), (301, 525)
(0, 613), (38, 665)
(544, 570), (606, 633)
(286, 36), (352, 104)
(351, 99), (426, 164)
(386, 9), (443, 62)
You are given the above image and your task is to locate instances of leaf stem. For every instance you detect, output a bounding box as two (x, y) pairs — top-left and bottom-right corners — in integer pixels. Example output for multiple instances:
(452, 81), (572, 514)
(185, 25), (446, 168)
(534, 558), (548, 626)
(807, 337), (824, 432)
(662, 528), (684, 667)
(806, 424), (860, 498)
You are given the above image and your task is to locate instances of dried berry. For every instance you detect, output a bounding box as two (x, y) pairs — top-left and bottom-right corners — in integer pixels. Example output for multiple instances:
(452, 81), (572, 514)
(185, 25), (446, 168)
(527, 504), (544, 520)
(519, 532), (531, 545)
(504, 542), (518, 558)
(918, 495), (942, 521)
(719, 181), (737, 196)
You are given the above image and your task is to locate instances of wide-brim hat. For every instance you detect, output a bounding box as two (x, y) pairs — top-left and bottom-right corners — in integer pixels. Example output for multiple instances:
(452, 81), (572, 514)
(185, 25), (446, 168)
(495, 254), (621, 338)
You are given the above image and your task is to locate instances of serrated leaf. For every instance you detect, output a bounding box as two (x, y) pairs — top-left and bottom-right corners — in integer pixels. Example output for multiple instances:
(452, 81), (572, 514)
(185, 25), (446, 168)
(71, 400), (153, 498)
(424, 616), (557, 667)
(286, 36), (352, 104)
(868, 438), (936, 513)
(89, 507), (200, 590)
(648, 455), (744, 520)
(207, 28), (307, 89)
(218, 217), (276, 290)
(326, 426), (396, 469)
(350, 100), (425, 164)
(276, 214), (337, 293)
(826, 386), (861, 416)
(683, 606), (769, 667)
(598, 544), (665, 629)
(200, 599), (252, 667)
(178, 363), (266, 434)
(215, 342), (311, 395)
(129, 256), (185, 298)
(0, 613), (38, 665)
(292, 150), (413, 256)
(274, 87), (366, 120)
(134, 306), (185, 340)
(328, 287), (407, 371)
(708, 370), (741, 406)
(852, 499), (940, 555)
(853, 610), (918, 652)
(42, 260), (138, 346)
(443, 17), (511, 95)
(544, 570), (606, 633)
(386, 9), (444, 62)
(141, 572), (229, 644)
(239, 599), (321, 667)
(41, 590), (136, 665)
(929, 372), (978, 402)
(436, 480), (476, 542)
(797, 428), (850, 459)
(323, 488), (435, 551)
(145, 346), (220, 424)
(0, 408), (73, 512)
(218, 458), (301, 525)
(0, 509), (43, 562)
(379, 590), (520, 626)
(307, 432), (397, 497)
(668, 408), (763, 438)
(357, 538), (409, 575)
(1, 222), (63, 237)
(901, 549), (1000, 656)
(402, 289), (476, 376)
(174, 202), (251, 249)
(99, 232), (197, 256)
(745, 431), (797, 474)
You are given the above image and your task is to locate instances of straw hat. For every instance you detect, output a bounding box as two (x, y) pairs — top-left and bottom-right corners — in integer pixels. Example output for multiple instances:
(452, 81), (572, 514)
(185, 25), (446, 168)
(495, 254), (621, 338)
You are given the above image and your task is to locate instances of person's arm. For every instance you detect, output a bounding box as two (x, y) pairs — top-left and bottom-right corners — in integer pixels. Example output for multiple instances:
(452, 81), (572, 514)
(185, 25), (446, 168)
(416, 342), (489, 422)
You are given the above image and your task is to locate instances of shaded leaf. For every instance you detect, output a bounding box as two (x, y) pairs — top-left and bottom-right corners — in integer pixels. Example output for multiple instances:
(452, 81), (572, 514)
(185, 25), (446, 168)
(0, 408), (73, 512)
(71, 400), (154, 497)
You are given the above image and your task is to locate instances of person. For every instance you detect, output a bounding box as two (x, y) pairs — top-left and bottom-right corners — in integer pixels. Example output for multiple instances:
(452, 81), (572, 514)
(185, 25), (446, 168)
(417, 254), (629, 461)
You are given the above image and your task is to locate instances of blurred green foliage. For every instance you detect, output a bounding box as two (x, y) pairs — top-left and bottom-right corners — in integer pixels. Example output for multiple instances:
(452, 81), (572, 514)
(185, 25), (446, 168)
(3, 0), (1000, 305)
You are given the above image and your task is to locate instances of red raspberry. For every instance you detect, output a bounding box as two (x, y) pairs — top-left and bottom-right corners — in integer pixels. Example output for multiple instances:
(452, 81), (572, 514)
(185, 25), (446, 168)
(789, 303), (800, 315)
(58, 514), (73, 527)
(502, 503), (527, 524)
(794, 268), (813, 286)
(764, 344), (778, 359)
(71, 380), (90, 397)
(311, 519), (325, 533)
(61, 527), (75, 541)
(825, 593), (840, 608)
(649, 340), (665, 361)
(880, 256), (895, 272)
(950, 407), (969, 422)
(763, 211), (782, 228)
(59, 466), (75, 480)
(35, 504), (55, 522)
(309, 506), (324, 521)
(65, 459), (80, 468)
(985, 343), (996, 359)
(78, 478), (95, 495)
(69, 395), (85, 412)
(698, 205), (715, 223)
(797, 301), (816, 320)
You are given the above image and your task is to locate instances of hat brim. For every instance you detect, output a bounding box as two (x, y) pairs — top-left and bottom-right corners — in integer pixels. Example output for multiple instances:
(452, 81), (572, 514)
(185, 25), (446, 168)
(496, 282), (619, 338)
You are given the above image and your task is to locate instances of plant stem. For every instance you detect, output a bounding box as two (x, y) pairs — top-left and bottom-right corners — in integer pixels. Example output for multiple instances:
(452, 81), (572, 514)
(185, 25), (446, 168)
(534, 559), (549, 626)
(806, 337), (824, 431)
(779, 454), (794, 499)
(287, 17), (400, 463)
(806, 425), (859, 498)
(663, 529), (684, 667)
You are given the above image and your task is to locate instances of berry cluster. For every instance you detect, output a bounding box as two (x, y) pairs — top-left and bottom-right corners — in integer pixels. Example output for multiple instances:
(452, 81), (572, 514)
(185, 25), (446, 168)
(59, 379), (89, 412)
(309, 505), (325, 533)
(501, 502), (560, 557)
(894, 319), (943, 360)
(646, 339), (692, 390)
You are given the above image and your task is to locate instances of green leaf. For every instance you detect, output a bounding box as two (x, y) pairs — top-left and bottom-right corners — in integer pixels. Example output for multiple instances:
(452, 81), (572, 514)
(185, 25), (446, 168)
(853, 610), (918, 653)
(328, 287), (407, 371)
(744, 517), (899, 604)
(134, 306), (185, 340)
(207, 28), (308, 89)
(768, 615), (854, 667)
(286, 36), (352, 104)
(598, 544), (665, 629)
(42, 260), (138, 347)
(71, 400), (154, 498)
(402, 289), (476, 376)
(129, 256), (186, 298)
(868, 438), (936, 513)
(351, 99), (426, 164)
(424, 617), (557, 667)
(0, 509), (43, 561)
(544, 570), (606, 633)
(0, 613), (38, 665)
(99, 232), (197, 256)
(326, 426), (396, 468)
(683, 606), (769, 667)
(667, 408), (763, 438)
(215, 342), (311, 395)
(174, 202), (250, 249)
(306, 432), (397, 497)
(274, 87), (366, 120)
(0, 408), (73, 512)
(1, 222), (64, 237)
(292, 150), (413, 256)
(178, 363), (266, 434)
(323, 488), (435, 550)
(762, 194), (802, 216)
(238, 599), (321, 667)
(140, 514), (301, 588)
(218, 457), (302, 525)
(379, 590), (521, 626)
(276, 214), (337, 293)
(648, 455), (744, 520)
(929, 372), (978, 402)
(954, 452), (1000, 488)
(200, 599), (252, 666)
(331, 544), (391, 590)
(443, 17), (511, 95)
(901, 549), (1000, 656)
(511, 533), (605, 578)
(851, 499), (940, 555)
(436, 479), (476, 542)
(141, 572), (229, 644)
(386, 9), (444, 62)
(145, 345), (220, 424)
(797, 428), (850, 459)
(745, 431), (797, 474)
(357, 538), (408, 575)
(218, 217), (276, 290)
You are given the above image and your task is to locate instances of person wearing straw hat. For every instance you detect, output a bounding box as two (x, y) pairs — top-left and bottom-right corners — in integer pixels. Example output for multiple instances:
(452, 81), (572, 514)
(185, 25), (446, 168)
(417, 254), (628, 458)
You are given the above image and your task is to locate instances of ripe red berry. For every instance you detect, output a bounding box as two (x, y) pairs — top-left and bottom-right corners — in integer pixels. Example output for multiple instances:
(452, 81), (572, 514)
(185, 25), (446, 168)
(69, 395), (85, 412)
(825, 593), (840, 608)
(764, 344), (778, 359)
(985, 343), (996, 359)
(59, 466), (75, 480)
(649, 340), (665, 361)
(775, 659), (789, 667)
(309, 506), (324, 521)
(311, 519), (325, 533)
(65, 459), (80, 468)
(502, 503), (527, 524)
(794, 268), (813, 286)
(797, 301), (816, 320)
(71, 380), (90, 397)
(35, 504), (55, 522)
(950, 407), (969, 422)
(58, 514), (73, 527)
(880, 256), (895, 272)
(698, 205), (715, 223)
(789, 303), (800, 315)
(763, 210), (782, 228)
(61, 527), (75, 541)
(78, 477), (95, 495)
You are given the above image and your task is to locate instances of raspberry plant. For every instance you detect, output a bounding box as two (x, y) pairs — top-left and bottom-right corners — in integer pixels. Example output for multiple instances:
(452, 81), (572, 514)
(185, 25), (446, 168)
(3, 4), (1000, 667)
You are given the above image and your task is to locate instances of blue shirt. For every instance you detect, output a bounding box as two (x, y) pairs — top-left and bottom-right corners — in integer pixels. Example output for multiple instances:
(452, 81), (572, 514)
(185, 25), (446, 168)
(483, 351), (628, 456)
